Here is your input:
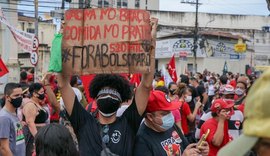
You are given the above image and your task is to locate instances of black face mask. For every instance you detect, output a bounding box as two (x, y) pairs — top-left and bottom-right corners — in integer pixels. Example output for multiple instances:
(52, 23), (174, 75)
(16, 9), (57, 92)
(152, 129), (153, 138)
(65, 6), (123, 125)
(169, 89), (176, 95)
(10, 97), (23, 108)
(36, 93), (45, 100)
(97, 95), (121, 117)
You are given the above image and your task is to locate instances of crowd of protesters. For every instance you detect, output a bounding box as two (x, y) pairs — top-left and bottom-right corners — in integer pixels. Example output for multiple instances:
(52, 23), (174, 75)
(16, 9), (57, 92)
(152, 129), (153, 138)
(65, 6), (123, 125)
(0, 17), (269, 156)
(0, 65), (263, 156)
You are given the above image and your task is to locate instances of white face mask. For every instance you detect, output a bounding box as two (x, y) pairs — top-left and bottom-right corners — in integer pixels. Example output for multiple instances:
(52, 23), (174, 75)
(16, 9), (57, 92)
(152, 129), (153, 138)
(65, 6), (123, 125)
(185, 96), (192, 103)
(235, 88), (245, 96)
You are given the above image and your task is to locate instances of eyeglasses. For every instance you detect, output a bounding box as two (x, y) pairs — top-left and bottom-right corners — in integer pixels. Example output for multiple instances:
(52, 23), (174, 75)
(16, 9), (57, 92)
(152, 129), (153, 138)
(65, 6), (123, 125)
(102, 125), (110, 145)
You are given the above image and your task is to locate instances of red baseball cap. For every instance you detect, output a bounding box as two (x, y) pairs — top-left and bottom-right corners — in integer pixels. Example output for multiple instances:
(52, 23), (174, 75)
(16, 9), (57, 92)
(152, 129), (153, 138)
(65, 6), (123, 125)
(210, 99), (234, 113)
(146, 90), (181, 112)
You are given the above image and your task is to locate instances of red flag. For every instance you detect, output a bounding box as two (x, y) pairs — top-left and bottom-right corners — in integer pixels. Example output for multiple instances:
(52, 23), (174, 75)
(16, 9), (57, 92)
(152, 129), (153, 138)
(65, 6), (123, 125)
(80, 74), (95, 104)
(130, 74), (141, 87)
(167, 55), (177, 82)
(0, 58), (9, 77)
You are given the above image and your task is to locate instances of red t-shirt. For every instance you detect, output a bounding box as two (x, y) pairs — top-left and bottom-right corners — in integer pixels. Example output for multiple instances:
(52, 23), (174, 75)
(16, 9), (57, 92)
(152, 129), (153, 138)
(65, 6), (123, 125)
(229, 80), (237, 88)
(238, 103), (245, 114)
(180, 102), (191, 135)
(200, 118), (230, 156)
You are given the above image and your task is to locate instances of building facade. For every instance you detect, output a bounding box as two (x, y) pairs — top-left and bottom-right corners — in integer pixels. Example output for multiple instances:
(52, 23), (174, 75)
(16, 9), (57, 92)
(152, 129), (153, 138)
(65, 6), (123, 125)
(17, 15), (57, 78)
(150, 10), (270, 75)
(70, 0), (159, 10)
(0, 0), (20, 94)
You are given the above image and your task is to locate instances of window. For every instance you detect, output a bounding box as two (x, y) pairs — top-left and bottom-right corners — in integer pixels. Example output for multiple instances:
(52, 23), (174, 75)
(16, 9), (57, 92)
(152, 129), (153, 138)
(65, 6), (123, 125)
(135, 0), (140, 8)
(41, 31), (44, 43)
(27, 28), (35, 34)
(117, 0), (127, 8)
(98, 0), (109, 8)
(28, 22), (33, 28)
(21, 22), (25, 31)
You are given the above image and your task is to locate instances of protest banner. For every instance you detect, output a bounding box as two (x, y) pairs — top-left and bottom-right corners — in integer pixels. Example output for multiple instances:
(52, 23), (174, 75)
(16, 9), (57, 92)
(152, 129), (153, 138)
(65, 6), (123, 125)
(0, 8), (36, 52)
(62, 8), (153, 75)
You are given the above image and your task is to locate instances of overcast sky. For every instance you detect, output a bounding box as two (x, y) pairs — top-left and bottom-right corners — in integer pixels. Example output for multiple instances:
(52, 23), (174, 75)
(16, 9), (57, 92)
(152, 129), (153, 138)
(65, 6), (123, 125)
(159, 0), (269, 16)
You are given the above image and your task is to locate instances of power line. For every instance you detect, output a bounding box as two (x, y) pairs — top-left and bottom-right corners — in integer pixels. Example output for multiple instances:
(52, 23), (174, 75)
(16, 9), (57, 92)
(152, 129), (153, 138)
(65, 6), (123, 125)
(1, 1), (99, 9)
(15, 0), (92, 5)
(14, 0), (63, 4)
(2, 8), (51, 14)
(0, 2), (62, 8)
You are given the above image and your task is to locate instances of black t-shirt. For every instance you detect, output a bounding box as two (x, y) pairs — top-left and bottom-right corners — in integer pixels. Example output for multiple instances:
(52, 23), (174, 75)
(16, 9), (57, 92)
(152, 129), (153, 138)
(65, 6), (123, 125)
(68, 97), (143, 156)
(196, 85), (206, 103)
(134, 123), (185, 156)
(188, 85), (199, 111)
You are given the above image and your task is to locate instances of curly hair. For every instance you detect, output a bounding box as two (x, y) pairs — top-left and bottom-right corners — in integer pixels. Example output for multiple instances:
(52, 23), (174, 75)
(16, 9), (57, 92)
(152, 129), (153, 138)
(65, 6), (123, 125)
(89, 74), (132, 102)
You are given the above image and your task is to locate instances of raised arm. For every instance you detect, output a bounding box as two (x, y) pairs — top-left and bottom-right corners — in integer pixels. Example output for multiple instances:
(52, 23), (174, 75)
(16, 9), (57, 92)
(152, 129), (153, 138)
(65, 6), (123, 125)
(41, 73), (60, 113)
(212, 112), (226, 147)
(187, 101), (202, 122)
(56, 73), (75, 115)
(135, 18), (158, 116)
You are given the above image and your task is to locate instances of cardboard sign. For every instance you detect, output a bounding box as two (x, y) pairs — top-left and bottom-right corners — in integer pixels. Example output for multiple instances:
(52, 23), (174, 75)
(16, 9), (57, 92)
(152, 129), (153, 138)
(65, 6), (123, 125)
(62, 8), (152, 75)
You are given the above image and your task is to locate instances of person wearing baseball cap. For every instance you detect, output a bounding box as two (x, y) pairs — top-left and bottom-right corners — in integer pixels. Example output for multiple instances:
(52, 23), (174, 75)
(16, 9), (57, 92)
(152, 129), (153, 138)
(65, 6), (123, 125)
(195, 85), (244, 141)
(200, 99), (234, 156)
(134, 90), (209, 156)
(218, 69), (270, 156)
(218, 84), (235, 104)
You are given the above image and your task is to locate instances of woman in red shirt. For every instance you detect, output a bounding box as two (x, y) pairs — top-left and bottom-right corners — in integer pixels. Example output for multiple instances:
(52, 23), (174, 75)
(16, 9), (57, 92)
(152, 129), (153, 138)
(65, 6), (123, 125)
(176, 83), (202, 136)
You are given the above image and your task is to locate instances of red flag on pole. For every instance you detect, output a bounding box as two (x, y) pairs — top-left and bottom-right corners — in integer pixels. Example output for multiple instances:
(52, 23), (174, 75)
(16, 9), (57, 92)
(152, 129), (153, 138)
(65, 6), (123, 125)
(130, 74), (141, 87)
(167, 55), (177, 82)
(0, 58), (9, 77)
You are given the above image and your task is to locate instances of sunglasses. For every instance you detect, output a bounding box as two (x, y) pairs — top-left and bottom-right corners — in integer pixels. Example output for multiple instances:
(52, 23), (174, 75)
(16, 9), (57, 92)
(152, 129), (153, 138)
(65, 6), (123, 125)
(102, 125), (110, 145)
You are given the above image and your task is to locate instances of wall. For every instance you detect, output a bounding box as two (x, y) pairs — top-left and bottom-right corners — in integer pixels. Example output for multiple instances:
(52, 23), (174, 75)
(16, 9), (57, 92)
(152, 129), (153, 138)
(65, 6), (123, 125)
(150, 11), (270, 30)
(72, 0), (159, 10)
(0, 1), (20, 94)
(157, 55), (251, 76)
(151, 10), (270, 74)
(38, 22), (56, 47)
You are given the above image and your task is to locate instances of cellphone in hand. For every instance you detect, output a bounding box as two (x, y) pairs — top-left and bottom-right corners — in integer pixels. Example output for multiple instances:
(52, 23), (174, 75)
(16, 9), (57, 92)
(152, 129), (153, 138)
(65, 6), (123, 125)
(197, 129), (210, 148)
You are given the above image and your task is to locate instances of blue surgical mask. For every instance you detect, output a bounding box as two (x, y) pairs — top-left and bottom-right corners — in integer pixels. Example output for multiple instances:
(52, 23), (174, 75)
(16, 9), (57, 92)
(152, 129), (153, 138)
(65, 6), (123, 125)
(160, 112), (175, 130)
(77, 79), (82, 85)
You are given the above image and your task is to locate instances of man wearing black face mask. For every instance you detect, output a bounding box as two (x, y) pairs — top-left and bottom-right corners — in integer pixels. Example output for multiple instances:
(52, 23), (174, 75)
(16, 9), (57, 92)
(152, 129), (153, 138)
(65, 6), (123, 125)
(0, 83), (26, 156)
(57, 18), (158, 156)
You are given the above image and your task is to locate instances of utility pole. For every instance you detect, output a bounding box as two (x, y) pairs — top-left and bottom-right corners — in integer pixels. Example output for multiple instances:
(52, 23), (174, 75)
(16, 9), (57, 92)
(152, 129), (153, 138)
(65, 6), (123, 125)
(61, 0), (65, 19)
(34, 0), (38, 37)
(181, 0), (201, 74)
(34, 0), (39, 82)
